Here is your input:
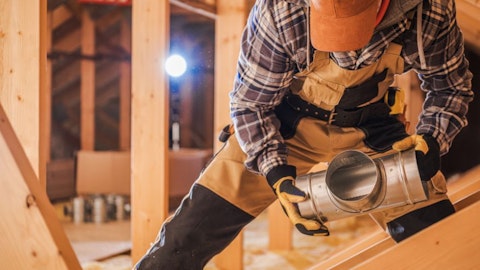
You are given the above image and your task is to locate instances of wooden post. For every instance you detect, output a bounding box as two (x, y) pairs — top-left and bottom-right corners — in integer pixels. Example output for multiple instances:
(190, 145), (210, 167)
(81, 9), (95, 150)
(0, 1), (79, 267)
(0, 0), (40, 177)
(213, 0), (249, 152)
(213, 1), (250, 269)
(39, 0), (52, 187)
(268, 201), (293, 250)
(131, 0), (170, 262)
(119, 16), (131, 151)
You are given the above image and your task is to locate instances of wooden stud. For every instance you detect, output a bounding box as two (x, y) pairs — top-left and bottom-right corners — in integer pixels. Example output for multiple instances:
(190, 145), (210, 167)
(80, 9), (95, 150)
(213, 1), (250, 269)
(0, 0), (40, 176)
(213, 0), (249, 152)
(268, 201), (293, 250)
(39, 0), (52, 188)
(131, 0), (170, 262)
(52, 5), (73, 30)
(119, 16), (131, 151)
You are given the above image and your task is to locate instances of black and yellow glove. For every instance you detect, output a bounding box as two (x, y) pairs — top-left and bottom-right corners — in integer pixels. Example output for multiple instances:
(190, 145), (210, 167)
(392, 134), (440, 181)
(267, 165), (329, 236)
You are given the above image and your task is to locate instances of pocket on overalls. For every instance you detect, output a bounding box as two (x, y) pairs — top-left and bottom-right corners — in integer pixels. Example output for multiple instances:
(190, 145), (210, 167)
(297, 74), (344, 109)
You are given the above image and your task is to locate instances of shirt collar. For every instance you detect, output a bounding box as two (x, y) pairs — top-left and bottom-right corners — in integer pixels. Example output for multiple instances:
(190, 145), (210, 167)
(377, 0), (422, 30)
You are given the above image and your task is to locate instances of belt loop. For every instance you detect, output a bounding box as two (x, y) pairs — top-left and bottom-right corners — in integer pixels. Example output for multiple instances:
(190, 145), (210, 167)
(328, 108), (336, 125)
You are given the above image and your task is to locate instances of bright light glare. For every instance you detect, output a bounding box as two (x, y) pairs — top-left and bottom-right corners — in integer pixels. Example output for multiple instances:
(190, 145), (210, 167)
(165, 54), (187, 77)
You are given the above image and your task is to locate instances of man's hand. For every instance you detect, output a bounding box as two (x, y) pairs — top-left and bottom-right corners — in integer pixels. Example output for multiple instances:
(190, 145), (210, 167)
(392, 134), (440, 181)
(267, 165), (329, 236)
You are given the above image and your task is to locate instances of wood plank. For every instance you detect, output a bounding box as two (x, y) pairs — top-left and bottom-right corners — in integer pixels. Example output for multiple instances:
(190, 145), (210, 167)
(170, 0), (216, 20)
(354, 200), (480, 269)
(40, 2), (52, 188)
(308, 229), (388, 270)
(0, 0), (40, 176)
(213, 0), (249, 152)
(54, 29), (80, 51)
(52, 5), (73, 30)
(80, 10), (95, 150)
(131, 0), (170, 262)
(308, 166), (480, 270)
(213, 236), (244, 270)
(119, 17), (131, 151)
(213, 1), (250, 269)
(0, 104), (81, 269)
(448, 165), (480, 209)
(331, 237), (394, 269)
(63, 220), (131, 263)
(268, 201), (293, 250)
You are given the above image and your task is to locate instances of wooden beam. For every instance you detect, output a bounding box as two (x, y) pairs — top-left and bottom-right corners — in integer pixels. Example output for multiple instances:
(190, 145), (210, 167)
(354, 200), (480, 269)
(95, 8), (123, 33)
(308, 166), (480, 270)
(170, 0), (216, 20)
(54, 29), (80, 51)
(0, 103), (81, 270)
(40, 1), (52, 188)
(131, 0), (170, 262)
(80, 10), (95, 150)
(308, 229), (388, 270)
(446, 165), (480, 211)
(268, 201), (293, 250)
(119, 16), (131, 151)
(0, 0), (41, 176)
(52, 5), (73, 30)
(213, 1), (251, 269)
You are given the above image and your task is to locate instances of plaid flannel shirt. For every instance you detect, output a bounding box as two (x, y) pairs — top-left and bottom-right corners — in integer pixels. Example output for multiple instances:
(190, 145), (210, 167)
(230, 0), (473, 176)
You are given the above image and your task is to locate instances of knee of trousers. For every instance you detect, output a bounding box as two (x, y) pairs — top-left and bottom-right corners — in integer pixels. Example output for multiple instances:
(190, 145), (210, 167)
(134, 184), (255, 270)
(197, 134), (277, 217)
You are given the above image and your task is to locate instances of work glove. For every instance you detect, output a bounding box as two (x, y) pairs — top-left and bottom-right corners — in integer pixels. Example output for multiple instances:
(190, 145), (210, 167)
(392, 134), (440, 181)
(267, 165), (329, 236)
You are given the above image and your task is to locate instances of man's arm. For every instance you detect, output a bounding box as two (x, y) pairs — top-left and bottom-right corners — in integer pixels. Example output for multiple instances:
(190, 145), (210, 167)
(230, 0), (303, 175)
(413, 0), (474, 155)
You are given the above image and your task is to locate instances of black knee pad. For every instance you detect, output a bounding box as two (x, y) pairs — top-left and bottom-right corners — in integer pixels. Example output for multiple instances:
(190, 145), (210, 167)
(387, 199), (455, 243)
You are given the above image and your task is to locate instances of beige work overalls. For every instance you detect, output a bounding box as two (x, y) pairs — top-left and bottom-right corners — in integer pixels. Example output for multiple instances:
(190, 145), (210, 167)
(135, 42), (454, 270)
(198, 42), (448, 229)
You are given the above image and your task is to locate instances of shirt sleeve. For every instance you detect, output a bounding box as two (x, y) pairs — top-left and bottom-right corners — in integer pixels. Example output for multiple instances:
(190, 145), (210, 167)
(412, 0), (474, 155)
(229, 0), (300, 175)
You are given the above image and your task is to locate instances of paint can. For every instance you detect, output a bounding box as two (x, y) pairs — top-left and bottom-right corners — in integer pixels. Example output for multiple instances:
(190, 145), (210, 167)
(92, 195), (106, 223)
(72, 196), (85, 224)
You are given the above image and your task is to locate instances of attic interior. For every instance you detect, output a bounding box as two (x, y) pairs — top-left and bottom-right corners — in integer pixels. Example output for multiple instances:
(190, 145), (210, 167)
(2, 0), (480, 269)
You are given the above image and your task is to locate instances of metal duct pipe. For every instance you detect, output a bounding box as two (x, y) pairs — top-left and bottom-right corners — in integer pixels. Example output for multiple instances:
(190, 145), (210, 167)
(296, 149), (428, 223)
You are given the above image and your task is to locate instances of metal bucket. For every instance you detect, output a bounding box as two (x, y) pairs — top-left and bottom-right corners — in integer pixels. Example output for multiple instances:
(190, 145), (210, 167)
(296, 149), (428, 223)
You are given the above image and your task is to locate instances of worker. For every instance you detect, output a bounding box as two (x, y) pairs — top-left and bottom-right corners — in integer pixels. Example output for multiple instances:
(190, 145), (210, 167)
(134, 0), (473, 269)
